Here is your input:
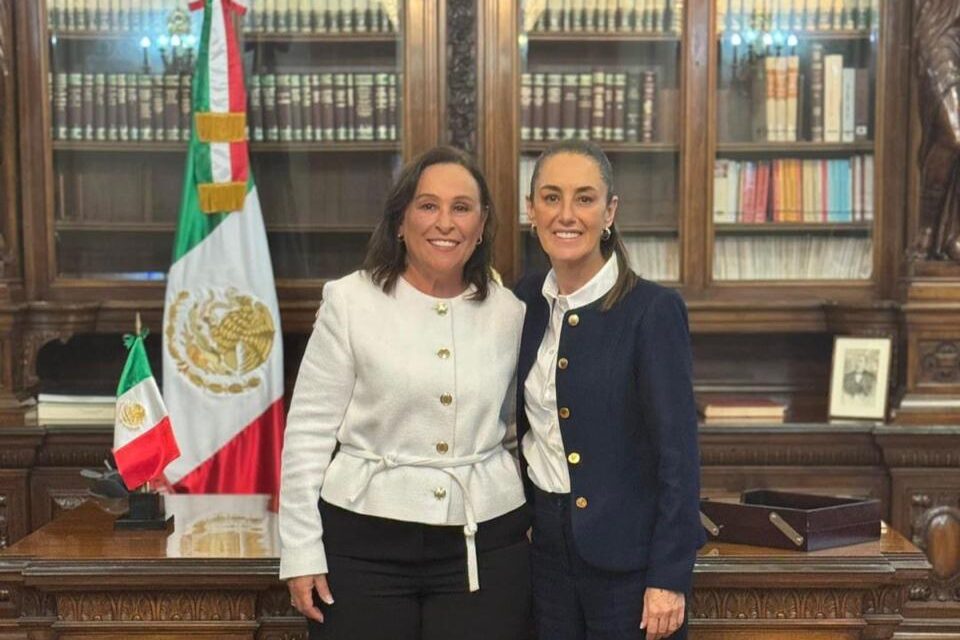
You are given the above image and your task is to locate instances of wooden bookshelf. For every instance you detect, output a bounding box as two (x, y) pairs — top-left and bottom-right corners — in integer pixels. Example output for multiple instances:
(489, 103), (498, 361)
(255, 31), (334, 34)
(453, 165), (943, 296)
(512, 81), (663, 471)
(526, 32), (680, 43)
(714, 222), (873, 234)
(716, 30), (875, 42)
(241, 32), (398, 44)
(55, 221), (379, 233)
(717, 141), (875, 155)
(52, 141), (400, 153)
(521, 141), (678, 154)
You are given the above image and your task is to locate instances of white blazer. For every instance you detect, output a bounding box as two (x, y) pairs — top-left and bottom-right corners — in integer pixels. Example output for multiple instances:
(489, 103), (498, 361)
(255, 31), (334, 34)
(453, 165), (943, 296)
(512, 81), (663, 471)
(279, 270), (526, 591)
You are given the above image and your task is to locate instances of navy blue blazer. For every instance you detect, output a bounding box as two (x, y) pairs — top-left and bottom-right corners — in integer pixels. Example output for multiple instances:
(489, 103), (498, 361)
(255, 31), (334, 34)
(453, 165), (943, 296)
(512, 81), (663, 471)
(515, 273), (706, 594)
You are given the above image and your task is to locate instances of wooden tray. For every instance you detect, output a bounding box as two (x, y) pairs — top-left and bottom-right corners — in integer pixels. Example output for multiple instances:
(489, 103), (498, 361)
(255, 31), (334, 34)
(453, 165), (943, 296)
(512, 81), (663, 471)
(699, 489), (881, 551)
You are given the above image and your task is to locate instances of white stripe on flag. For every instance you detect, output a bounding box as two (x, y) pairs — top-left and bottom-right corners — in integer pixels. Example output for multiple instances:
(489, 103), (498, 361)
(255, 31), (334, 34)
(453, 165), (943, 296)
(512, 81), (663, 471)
(208, 0), (229, 113)
(114, 377), (168, 449)
(210, 142), (232, 184)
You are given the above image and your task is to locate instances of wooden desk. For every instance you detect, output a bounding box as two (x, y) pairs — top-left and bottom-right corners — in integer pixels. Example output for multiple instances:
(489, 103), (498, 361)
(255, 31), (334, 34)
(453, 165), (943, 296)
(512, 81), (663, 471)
(0, 496), (930, 640)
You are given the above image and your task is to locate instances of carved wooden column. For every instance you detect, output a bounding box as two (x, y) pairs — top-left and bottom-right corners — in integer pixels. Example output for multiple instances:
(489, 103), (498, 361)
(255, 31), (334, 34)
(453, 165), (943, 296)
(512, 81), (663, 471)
(876, 425), (960, 635)
(897, 0), (960, 424)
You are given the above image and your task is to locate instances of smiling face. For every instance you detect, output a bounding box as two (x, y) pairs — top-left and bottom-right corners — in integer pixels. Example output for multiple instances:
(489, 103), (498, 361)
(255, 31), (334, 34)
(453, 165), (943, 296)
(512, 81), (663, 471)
(400, 162), (486, 286)
(527, 152), (617, 273)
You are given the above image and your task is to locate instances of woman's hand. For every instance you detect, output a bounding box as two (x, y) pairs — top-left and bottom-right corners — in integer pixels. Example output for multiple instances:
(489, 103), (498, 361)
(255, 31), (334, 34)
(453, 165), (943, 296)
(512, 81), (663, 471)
(288, 574), (334, 623)
(640, 587), (684, 640)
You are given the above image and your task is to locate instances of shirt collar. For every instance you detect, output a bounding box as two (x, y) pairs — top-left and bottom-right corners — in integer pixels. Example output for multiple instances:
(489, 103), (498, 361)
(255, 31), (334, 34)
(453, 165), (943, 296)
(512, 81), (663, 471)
(541, 255), (619, 310)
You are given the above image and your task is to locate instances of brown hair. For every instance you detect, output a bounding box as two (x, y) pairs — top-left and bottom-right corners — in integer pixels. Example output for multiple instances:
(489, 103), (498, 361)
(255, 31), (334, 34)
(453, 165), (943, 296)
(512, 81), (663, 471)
(363, 146), (496, 301)
(529, 139), (638, 310)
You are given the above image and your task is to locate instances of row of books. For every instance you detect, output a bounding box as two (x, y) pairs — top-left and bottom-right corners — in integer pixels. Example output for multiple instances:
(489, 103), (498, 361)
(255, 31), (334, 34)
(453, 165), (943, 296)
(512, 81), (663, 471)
(47, 0), (184, 32)
(713, 235), (872, 280)
(527, 0), (682, 34)
(241, 0), (398, 34)
(520, 69), (662, 143)
(51, 72), (192, 142)
(714, 155), (874, 224)
(248, 72), (399, 143)
(747, 48), (870, 143)
(717, 0), (879, 35)
(623, 236), (679, 282)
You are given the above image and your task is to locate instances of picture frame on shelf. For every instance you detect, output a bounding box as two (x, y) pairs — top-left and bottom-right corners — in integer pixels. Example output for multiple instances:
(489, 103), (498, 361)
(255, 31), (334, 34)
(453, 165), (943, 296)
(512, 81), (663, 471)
(828, 336), (892, 422)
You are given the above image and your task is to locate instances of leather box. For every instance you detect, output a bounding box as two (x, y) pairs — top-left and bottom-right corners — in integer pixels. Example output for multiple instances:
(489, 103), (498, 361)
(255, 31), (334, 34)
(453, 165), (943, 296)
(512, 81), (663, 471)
(699, 490), (881, 551)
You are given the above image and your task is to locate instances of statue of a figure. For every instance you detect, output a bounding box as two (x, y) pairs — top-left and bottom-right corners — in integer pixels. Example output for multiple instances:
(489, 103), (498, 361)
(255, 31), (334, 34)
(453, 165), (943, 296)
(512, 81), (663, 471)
(914, 0), (960, 262)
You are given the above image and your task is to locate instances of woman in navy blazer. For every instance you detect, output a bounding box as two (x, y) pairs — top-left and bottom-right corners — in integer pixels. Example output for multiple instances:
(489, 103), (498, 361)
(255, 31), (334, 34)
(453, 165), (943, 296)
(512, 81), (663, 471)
(516, 140), (705, 640)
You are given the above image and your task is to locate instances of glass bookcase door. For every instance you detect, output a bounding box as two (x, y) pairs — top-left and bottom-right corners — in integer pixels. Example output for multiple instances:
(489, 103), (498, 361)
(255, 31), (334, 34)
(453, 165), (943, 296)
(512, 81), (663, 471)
(45, 0), (403, 282)
(243, 1), (403, 280)
(518, 0), (683, 283)
(712, 0), (878, 282)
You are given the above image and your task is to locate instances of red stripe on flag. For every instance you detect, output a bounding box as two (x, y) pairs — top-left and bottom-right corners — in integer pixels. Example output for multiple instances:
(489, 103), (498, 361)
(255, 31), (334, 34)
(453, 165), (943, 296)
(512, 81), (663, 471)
(114, 417), (181, 491)
(223, 1), (249, 183)
(172, 398), (285, 497)
(188, 0), (205, 10)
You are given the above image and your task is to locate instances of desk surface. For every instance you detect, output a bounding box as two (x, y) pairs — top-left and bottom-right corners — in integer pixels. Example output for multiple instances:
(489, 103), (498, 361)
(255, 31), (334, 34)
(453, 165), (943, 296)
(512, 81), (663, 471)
(0, 496), (932, 640)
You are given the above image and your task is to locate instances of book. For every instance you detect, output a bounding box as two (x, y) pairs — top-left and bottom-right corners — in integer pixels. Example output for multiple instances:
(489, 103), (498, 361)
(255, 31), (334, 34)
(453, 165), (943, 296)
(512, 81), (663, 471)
(561, 73), (579, 139)
(809, 43), (824, 141)
(520, 73), (532, 141)
(697, 397), (788, 419)
(823, 53), (843, 142)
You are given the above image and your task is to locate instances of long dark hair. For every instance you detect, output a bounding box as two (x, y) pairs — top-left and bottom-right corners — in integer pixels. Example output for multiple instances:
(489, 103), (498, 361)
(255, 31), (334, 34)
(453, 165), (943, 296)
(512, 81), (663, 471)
(363, 146), (496, 301)
(529, 139), (638, 310)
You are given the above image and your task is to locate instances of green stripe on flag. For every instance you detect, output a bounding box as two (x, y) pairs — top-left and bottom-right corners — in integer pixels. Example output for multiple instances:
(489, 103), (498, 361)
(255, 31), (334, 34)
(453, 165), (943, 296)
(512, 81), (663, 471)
(117, 335), (155, 396)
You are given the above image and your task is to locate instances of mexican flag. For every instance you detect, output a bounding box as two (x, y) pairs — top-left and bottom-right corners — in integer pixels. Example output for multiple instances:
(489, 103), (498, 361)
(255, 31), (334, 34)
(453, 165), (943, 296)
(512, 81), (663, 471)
(114, 331), (180, 491)
(162, 0), (285, 495)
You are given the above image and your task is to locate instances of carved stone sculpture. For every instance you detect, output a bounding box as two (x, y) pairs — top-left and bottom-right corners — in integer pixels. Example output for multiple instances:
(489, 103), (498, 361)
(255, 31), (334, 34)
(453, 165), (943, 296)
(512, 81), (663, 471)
(914, 0), (960, 262)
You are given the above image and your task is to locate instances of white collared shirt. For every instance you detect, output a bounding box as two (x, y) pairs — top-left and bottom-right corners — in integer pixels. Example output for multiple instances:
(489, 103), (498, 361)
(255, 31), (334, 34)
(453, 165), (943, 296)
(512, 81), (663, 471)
(522, 255), (619, 494)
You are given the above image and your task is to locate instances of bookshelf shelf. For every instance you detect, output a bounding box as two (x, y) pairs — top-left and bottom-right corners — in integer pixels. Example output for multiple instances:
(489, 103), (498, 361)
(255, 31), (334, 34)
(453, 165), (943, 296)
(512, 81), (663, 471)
(716, 29), (874, 42)
(717, 142), (875, 155)
(520, 222), (678, 234)
(55, 221), (378, 234)
(527, 32), (680, 43)
(241, 32), (398, 44)
(521, 141), (678, 153)
(714, 223), (872, 234)
(52, 141), (399, 153)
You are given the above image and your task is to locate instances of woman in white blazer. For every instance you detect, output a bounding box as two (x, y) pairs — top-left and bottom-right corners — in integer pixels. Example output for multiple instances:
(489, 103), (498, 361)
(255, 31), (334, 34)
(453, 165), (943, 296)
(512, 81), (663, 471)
(280, 146), (530, 640)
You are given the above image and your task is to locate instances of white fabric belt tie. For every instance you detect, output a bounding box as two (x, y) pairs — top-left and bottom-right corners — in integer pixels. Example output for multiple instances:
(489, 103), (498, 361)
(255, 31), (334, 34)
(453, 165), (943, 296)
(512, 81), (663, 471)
(339, 443), (502, 592)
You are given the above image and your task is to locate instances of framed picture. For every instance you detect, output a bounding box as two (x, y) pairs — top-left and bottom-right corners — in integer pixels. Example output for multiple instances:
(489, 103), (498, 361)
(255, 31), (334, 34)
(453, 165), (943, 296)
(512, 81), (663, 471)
(828, 336), (892, 421)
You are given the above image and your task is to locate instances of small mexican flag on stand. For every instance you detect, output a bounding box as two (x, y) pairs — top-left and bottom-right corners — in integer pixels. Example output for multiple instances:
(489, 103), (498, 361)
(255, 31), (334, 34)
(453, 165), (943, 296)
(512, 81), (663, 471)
(113, 328), (181, 491)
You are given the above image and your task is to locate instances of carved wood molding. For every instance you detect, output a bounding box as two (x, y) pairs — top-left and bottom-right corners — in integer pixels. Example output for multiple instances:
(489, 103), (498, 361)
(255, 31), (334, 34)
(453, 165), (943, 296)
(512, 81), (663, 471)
(919, 340), (960, 384)
(691, 588), (867, 619)
(55, 591), (257, 622)
(0, 494), (7, 549)
(257, 587), (299, 618)
(20, 303), (99, 391)
(35, 442), (112, 467)
(20, 588), (56, 617)
(701, 444), (882, 466)
(446, 0), (477, 153)
(886, 449), (960, 467)
(911, 505), (960, 603)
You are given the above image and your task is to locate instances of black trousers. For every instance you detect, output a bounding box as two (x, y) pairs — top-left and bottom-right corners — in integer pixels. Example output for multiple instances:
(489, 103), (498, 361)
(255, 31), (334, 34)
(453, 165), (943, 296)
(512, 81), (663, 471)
(307, 500), (532, 640)
(530, 487), (688, 640)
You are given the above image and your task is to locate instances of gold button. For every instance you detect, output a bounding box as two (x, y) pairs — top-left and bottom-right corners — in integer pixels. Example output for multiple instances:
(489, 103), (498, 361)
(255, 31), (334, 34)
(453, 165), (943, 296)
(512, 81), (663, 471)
(575, 497), (588, 509)
(437, 348), (451, 359)
(436, 441), (449, 454)
(567, 314), (580, 327)
(440, 393), (453, 406)
(567, 452), (581, 465)
(435, 302), (448, 316)
(557, 357), (568, 370)
(558, 407), (570, 419)
(434, 487), (447, 500)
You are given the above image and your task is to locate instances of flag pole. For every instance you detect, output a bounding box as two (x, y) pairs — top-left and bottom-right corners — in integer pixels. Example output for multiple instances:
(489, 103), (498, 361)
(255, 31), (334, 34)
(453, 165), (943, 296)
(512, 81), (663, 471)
(135, 312), (150, 495)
